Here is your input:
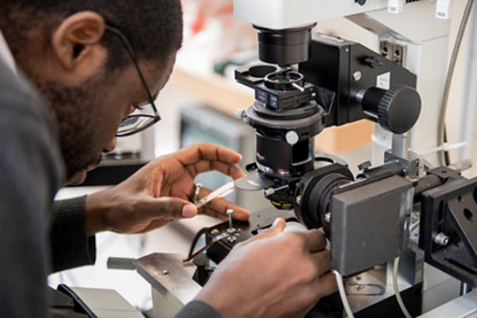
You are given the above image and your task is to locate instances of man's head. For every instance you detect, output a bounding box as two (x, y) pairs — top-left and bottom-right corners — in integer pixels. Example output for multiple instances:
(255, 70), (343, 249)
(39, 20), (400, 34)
(0, 0), (183, 184)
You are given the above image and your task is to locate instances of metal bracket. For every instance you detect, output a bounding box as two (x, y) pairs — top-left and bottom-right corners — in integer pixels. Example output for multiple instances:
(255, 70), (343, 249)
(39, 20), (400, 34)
(420, 176), (477, 287)
(136, 253), (202, 317)
(380, 40), (407, 66)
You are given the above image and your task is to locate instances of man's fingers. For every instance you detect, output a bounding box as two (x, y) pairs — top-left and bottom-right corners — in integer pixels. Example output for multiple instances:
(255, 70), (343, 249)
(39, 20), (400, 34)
(311, 250), (332, 277)
(142, 196), (198, 220)
(250, 218), (287, 241)
(316, 271), (339, 299)
(300, 229), (327, 253)
(194, 185), (250, 221)
(176, 143), (243, 166)
(202, 198), (250, 221)
(187, 160), (245, 179)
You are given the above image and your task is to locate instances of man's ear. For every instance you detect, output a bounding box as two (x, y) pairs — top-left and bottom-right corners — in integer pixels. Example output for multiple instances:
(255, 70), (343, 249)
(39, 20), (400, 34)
(52, 11), (106, 70)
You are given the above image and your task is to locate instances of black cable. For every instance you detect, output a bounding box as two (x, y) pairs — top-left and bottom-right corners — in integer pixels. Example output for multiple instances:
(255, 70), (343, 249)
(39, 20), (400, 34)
(188, 227), (208, 258)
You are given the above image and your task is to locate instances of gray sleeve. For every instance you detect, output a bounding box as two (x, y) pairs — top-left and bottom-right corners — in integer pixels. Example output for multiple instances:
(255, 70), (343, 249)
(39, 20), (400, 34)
(0, 62), (63, 318)
(50, 196), (96, 273)
(175, 300), (221, 318)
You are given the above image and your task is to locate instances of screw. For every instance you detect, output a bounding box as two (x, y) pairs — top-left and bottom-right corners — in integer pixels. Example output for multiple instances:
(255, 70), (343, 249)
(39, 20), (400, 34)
(162, 270), (170, 276)
(286, 131), (299, 145)
(227, 209), (234, 229)
(296, 195), (302, 205)
(292, 82), (305, 92)
(358, 161), (372, 171)
(235, 109), (246, 120)
(435, 232), (449, 246)
(353, 71), (362, 81)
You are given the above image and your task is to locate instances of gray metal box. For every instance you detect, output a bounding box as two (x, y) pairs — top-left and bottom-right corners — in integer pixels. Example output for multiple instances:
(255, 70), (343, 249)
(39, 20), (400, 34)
(331, 175), (414, 276)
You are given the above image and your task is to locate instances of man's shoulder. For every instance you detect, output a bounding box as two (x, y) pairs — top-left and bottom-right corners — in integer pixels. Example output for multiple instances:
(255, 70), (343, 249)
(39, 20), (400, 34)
(0, 59), (53, 125)
(0, 58), (64, 182)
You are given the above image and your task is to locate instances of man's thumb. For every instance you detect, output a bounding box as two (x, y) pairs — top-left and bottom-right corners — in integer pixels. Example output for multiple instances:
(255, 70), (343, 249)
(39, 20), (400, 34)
(253, 218), (286, 240)
(151, 197), (198, 219)
(181, 204), (198, 218)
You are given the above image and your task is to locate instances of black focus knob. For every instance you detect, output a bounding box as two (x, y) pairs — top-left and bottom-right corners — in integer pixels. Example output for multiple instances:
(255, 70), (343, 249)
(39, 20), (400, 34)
(361, 85), (421, 134)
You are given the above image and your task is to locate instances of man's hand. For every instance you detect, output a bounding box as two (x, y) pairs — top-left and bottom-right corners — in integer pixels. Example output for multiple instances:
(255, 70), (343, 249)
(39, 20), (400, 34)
(84, 143), (250, 236)
(195, 218), (337, 318)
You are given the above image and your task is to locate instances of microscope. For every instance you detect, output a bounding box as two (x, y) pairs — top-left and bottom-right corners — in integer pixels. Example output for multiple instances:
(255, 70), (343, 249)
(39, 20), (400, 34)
(202, 0), (477, 315)
(135, 1), (477, 316)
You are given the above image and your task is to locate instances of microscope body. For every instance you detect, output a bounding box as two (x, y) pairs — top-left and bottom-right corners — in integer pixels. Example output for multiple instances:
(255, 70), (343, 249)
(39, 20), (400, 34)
(200, 0), (477, 316)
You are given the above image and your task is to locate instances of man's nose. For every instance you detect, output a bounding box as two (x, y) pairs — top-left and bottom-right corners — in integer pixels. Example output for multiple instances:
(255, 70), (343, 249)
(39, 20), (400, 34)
(103, 138), (117, 153)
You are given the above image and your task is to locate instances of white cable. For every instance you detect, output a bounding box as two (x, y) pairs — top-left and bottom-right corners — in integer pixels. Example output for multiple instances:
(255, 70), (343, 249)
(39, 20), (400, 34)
(333, 270), (355, 318)
(437, 0), (475, 166)
(411, 220), (420, 233)
(393, 257), (413, 318)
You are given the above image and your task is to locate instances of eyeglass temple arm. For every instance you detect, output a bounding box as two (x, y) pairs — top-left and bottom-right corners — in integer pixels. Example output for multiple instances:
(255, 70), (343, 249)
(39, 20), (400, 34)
(104, 25), (160, 116)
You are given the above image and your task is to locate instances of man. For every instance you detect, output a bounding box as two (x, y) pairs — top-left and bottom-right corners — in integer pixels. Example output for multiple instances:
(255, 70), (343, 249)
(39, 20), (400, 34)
(0, 1), (337, 317)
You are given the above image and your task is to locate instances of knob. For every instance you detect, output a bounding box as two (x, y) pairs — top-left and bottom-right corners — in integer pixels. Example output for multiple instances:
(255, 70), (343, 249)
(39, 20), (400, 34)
(235, 109), (246, 120)
(361, 85), (421, 134)
(364, 57), (383, 69)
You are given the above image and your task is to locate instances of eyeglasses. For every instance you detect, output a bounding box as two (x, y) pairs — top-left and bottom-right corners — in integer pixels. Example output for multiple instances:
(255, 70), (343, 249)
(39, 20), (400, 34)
(105, 25), (161, 137)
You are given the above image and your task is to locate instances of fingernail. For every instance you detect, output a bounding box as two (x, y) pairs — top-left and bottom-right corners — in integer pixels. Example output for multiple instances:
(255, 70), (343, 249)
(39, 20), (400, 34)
(272, 218), (283, 227)
(181, 205), (197, 218)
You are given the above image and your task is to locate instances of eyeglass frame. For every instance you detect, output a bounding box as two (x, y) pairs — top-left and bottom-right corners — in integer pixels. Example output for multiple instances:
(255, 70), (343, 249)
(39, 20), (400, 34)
(105, 24), (161, 137)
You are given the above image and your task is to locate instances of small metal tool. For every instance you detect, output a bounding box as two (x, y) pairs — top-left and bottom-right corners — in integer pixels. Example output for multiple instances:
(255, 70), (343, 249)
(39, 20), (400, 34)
(194, 181), (235, 208)
(193, 183), (202, 202)
(292, 82), (306, 92)
(226, 209), (237, 243)
(226, 209), (234, 229)
(263, 184), (289, 197)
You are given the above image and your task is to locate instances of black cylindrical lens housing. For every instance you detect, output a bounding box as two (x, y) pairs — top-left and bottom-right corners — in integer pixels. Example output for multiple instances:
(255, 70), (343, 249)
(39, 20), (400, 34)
(256, 131), (314, 178)
(255, 24), (316, 66)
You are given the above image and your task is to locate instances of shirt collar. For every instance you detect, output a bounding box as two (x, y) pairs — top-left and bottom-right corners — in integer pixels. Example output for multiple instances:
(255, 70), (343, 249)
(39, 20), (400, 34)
(0, 31), (17, 74)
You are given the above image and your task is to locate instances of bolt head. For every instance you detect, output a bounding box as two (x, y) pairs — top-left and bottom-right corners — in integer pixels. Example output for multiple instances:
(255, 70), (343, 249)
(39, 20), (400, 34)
(235, 109), (246, 120)
(353, 71), (362, 81)
(296, 195), (302, 204)
(286, 131), (299, 145)
(435, 232), (450, 246)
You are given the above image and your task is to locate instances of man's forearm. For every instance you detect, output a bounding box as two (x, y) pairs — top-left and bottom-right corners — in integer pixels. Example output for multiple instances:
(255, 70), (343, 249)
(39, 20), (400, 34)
(84, 191), (111, 237)
(50, 196), (96, 272)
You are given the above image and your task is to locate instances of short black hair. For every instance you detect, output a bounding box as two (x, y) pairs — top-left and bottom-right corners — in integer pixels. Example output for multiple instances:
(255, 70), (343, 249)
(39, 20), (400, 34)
(0, 0), (183, 71)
